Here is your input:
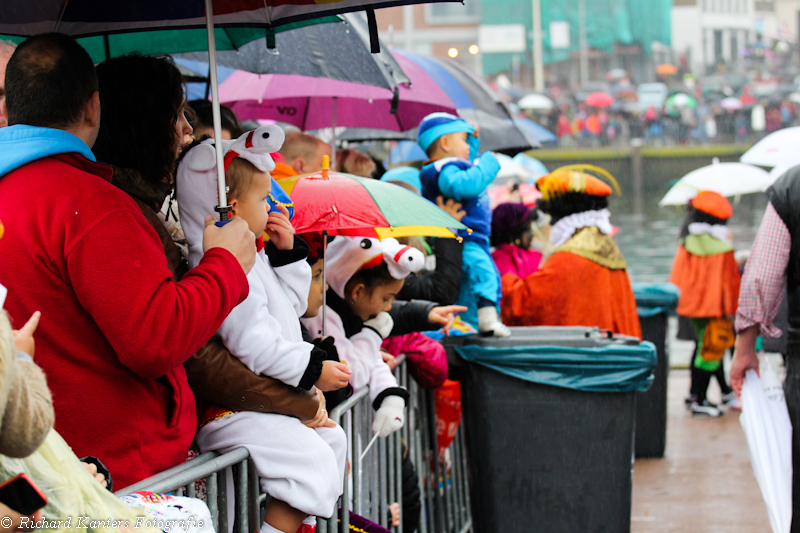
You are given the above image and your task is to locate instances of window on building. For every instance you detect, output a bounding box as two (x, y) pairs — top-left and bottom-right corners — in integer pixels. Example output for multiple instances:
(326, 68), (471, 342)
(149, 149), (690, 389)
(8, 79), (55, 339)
(731, 32), (738, 62)
(714, 30), (724, 63)
(427, 1), (479, 24)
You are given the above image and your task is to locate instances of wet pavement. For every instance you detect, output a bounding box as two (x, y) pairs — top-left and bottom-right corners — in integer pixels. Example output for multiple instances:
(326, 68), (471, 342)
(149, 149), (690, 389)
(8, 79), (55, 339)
(630, 318), (776, 532)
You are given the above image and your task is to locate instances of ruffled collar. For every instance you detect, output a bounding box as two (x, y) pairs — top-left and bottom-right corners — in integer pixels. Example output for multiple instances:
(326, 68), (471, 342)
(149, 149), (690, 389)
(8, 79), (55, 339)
(549, 209), (613, 248)
(687, 222), (732, 245)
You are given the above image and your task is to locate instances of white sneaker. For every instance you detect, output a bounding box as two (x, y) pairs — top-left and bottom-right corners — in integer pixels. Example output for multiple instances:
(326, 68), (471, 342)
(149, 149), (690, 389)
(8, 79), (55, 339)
(691, 401), (723, 418)
(721, 392), (741, 411)
(477, 306), (511, 338)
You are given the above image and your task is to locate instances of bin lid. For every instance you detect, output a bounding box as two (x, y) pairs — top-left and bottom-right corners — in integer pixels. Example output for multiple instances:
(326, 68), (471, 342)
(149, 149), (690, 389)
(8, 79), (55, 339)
(631, 282), (680, 317)
(452, 326), (657, 393)
(442, 326), (639, 349)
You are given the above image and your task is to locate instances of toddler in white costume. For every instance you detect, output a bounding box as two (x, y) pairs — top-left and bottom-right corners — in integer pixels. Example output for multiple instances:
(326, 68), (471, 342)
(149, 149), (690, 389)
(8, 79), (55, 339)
(303, 236), (424, 437)
(177, 127), (349, 533)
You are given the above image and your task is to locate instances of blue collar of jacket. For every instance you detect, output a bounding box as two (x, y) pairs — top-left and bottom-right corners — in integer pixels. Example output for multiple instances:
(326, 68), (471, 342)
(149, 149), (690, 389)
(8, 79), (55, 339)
(0, 125), (96, 178)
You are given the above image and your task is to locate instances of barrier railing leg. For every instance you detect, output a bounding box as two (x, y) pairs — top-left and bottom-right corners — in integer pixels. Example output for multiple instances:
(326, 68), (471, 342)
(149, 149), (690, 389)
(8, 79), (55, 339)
(208, 472), (219, 532)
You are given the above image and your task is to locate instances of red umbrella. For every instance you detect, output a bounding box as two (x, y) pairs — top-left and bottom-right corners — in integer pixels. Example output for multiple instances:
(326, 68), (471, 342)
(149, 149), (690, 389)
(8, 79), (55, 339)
(585, 92), (615, 108)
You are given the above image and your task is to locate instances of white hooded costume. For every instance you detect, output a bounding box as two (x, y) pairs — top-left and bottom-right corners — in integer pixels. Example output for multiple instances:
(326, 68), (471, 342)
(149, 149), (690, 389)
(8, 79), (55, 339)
(176, 126), (345, 521)
(302, 236), (424, 437)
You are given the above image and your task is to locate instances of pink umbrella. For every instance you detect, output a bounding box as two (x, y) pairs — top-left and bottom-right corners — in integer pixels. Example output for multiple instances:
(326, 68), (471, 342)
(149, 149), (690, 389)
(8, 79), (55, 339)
(720, 97), (744, 110)
(219, 69), (455, 132)
(584, 92), (615, 108)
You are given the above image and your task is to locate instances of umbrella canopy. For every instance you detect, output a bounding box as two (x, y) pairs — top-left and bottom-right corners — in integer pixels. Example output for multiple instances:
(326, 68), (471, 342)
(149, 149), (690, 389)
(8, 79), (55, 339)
(514, 117), (557, 143)
(656, 63), (678, 76)
(788, 92), (800, 105)
(741, 127), (800, 168)
(517, 93), (554, 110)
(176, 14), (407, 90)
(393, 50), (539, 154)
(665, 93), (697, 109)
(219, 67), (454, 131)
(0, 0), (459, 37)
(385, 141), (427, 165)
(605, 68), (628, 82)
(659, 162), (772, 206)
(512, 153), (549, 180)
(720, 97), (744, 110)
(584, 92), (614, 108)
(1, 19), (336, 63)
(277, 169), (467, 239)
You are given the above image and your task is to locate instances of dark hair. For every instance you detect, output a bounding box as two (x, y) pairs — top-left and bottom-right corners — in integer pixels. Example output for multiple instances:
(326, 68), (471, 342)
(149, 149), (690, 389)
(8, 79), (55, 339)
(678, 205), (729, 240)
(536, 193), (609, 224)
(93, 54), (185, 188)
(490, 207), (535, 247)
(344, 261), (397, 295)
(5, 33), (98, 128)
(188, 99), (243, 137)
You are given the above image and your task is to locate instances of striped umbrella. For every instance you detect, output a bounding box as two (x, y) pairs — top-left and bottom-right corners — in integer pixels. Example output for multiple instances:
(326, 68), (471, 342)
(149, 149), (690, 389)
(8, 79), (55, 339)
(278, 168), (467, 239)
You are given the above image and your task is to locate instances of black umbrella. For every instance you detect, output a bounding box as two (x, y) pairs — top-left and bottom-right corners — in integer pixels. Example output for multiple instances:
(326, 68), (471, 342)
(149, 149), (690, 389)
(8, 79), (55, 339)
(176, 13), (407, 91)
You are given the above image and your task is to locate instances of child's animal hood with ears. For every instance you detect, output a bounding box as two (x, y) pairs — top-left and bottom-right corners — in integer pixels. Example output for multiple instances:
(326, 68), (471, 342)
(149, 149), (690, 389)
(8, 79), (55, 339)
(325, 236), (425, 299)
(176, 125), (288, 269)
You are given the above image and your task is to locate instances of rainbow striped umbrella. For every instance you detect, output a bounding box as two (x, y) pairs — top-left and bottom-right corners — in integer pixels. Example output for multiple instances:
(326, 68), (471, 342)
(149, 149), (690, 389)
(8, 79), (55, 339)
(278, 168), (467, 239)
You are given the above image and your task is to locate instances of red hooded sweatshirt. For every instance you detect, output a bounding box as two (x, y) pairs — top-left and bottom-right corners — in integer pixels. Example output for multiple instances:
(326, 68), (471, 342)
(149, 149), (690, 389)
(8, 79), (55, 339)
(0, 126), (248, 489)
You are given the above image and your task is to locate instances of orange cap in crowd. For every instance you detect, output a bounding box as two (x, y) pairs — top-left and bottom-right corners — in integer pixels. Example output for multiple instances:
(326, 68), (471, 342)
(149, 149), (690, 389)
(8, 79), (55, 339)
(691, 191), (733, 220)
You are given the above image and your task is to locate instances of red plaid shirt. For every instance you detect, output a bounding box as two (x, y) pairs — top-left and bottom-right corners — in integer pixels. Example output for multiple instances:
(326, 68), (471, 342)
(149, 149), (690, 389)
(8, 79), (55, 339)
(735, 202), (790, 336)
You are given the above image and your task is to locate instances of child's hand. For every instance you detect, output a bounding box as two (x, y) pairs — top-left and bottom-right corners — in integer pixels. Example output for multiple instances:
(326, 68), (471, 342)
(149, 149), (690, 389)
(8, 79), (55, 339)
(315, 360), (351, 392)
(13, 311), (40, 357)
(428, 305), (467, 336)
(381, 350), (398, 370)
(436, 196), (466, 222)
(265, 204), (295, 251)
(303, 389), (337, 429)
(81, 461), (108, 489)
(389, 503), (400, 527)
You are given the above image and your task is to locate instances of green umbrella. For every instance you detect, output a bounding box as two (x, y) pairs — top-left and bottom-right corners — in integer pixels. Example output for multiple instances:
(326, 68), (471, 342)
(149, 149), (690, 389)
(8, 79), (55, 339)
(664, 93), (698, 116)
(0, 19), (336, 63)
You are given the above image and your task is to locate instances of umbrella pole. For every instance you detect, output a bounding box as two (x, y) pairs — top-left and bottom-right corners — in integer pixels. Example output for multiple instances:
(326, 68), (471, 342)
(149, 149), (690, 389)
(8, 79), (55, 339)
(205, 0), (232, 222)
(330, 96), (338, 169)
(322, 230), (328, 337)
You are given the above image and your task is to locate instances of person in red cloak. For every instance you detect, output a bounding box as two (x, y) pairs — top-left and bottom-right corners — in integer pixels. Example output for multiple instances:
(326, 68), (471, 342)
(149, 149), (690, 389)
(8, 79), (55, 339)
(499, 166), (641, 338)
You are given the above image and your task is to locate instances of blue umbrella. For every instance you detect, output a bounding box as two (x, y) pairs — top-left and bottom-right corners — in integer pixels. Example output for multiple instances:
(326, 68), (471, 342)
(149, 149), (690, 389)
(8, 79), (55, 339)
(385, 140), (427, 166)
(514, 117), (557, 144)
(512, 153), (550, 181)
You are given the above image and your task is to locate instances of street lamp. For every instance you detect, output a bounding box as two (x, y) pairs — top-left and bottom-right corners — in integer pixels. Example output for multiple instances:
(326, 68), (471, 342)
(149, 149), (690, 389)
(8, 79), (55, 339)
(469, 44), (479, 55)
(448, 47), (459, 58)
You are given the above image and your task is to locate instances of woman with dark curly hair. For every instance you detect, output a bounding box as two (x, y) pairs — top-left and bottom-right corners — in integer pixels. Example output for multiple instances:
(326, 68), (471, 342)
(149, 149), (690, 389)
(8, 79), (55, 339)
(92, 55), (323, 479)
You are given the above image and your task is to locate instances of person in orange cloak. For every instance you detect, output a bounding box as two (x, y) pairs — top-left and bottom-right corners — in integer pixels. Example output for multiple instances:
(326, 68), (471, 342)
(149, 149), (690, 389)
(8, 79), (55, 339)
(499, 166), (641, 338)
(669, 190), (740, 417)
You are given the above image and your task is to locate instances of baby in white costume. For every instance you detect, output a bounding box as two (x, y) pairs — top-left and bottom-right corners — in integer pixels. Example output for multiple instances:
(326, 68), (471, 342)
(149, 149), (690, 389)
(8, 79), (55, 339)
(177, 126), (347, 533)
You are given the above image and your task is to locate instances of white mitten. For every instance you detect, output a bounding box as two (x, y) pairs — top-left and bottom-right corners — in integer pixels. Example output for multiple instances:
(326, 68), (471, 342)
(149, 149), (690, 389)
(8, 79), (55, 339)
(477, 306), (511, 338)
(363, 311), (394, 339)
(372, 395), (406, 437)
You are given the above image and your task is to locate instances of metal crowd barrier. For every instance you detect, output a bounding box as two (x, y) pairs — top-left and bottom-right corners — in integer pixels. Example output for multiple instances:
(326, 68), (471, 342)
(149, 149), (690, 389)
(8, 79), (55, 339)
(117, 356), (472, 533)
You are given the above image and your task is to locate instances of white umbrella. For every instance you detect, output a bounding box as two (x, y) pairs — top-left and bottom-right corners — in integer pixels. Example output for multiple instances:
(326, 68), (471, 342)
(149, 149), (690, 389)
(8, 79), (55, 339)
(493, 153), (532, 183)
(788, 92), (800, 105)
(517, 93), (554, 111)
(721, 96), (744, 110)
(659, 161), (772, 206)
(740, 366), (793, 533)
(741, 127), (800, 168)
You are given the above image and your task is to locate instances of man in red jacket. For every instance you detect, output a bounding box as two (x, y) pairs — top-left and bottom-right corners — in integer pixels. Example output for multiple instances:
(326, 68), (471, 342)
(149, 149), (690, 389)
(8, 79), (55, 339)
(0, 33), (256, 489)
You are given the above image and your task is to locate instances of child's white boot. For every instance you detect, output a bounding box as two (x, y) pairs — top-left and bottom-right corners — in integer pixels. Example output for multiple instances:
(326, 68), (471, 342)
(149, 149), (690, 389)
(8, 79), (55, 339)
(477, 306), (511, 338)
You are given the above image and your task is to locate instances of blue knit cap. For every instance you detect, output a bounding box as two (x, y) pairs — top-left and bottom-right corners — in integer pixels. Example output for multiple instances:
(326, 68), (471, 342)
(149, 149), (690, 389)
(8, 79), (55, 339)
(380, 167), (423, 193)
(417, 112), (480, 160)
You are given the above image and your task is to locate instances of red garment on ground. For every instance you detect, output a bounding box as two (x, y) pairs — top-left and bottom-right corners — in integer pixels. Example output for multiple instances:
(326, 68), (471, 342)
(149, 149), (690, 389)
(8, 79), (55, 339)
(500, 251), (642, 338)
(0, 154), (248, 489)
(669, 245), (741, 318)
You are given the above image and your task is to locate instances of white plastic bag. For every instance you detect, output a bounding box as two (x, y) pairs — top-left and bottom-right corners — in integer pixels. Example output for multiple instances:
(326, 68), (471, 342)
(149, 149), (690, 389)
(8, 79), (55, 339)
(740, 362), (793, 533)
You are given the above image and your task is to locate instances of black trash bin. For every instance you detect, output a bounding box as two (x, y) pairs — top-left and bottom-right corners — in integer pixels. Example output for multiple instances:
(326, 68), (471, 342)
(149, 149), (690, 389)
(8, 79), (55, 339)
(631, 282), (680, 458)
(443, 326), (656, 533)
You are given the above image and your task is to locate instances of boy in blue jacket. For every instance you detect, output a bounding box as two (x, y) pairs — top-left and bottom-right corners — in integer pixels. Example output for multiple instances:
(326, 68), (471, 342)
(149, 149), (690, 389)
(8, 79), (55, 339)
(418, 113), (510, 337)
